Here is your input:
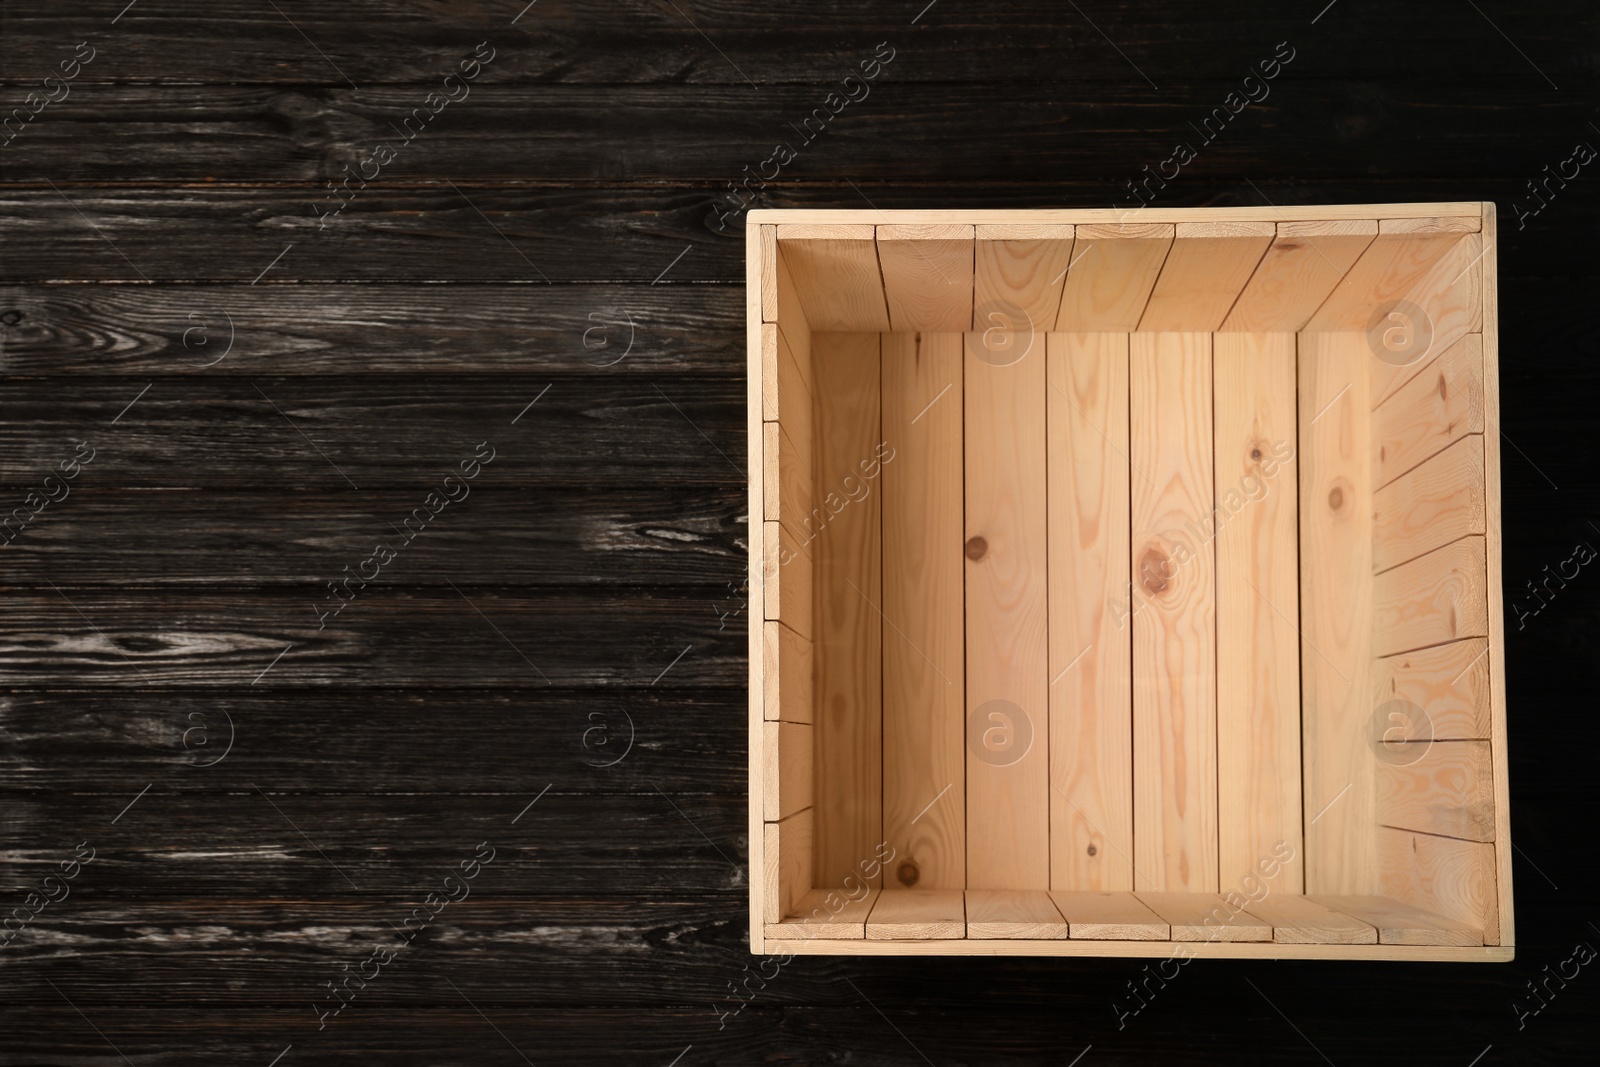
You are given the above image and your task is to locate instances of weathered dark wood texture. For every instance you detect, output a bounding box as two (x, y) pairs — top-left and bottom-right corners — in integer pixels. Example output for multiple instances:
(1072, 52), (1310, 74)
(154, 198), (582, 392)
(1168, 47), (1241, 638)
(2, 1), (1597, 1064)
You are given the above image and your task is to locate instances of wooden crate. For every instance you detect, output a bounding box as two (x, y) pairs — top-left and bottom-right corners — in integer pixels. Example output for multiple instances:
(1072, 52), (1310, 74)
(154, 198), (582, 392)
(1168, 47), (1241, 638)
(745, 204), (1510, 961)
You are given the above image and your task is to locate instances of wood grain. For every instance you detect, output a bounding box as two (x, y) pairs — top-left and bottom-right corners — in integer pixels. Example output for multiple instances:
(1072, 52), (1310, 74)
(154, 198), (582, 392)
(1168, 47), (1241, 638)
(1372, 434), (1486, 573)
(1137, 222), (1272, 331)
(1134, 893), (1271, 941)
(1049, 892), (1169, 940)
(973, 229), (1075, 333)
(1376, 741), (1495, 842)
(1055, 225), (1174, 330)
(1369, 639), (1492, 742)
(1129, 332), (1216, 892)
(1046, 332), (1132, 892)
(1213, 332), (1302, 894)
(778, 235), (889, 332)
(1242, 894), (1377, 944)
(865, 889), (965, 939)
(965, 890), (1068, 939)
(809, 332), (883, 892)
(881, 332), (965, 890)
(1374, 335), (1484, 489)
(964, 328), (1049, 890)
(1376, 827), (1498, 944)
(878, 225), (974, 331)
(1298, 331), (1375, 896)
(1372, 537), (1489, 657)
(1220, 220), (1378, 332)
(1312, 895), (1482, 947)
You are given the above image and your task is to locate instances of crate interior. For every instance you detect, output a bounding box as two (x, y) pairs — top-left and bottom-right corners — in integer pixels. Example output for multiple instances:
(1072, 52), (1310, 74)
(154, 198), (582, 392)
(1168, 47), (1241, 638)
(754, 211), (1508, 957)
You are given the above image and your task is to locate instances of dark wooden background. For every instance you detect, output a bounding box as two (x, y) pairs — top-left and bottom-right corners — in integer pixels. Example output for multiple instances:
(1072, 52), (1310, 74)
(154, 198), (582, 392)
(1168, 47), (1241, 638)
(1, 2), (1596, 1063)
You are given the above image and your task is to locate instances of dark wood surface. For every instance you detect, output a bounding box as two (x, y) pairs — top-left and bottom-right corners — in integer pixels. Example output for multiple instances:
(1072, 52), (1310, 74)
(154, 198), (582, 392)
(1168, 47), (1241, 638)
(2, 1), (1597, 1063)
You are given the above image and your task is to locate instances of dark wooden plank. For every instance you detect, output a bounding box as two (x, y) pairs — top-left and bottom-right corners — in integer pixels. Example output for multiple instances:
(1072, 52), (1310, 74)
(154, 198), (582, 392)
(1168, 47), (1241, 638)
(0, 284), (741, 374)
(0, 83), (1588, 183)
(2, 183), (1590, 284)
(0, 688), (744, 793)
(4, 1), (1590, 85)
(0, 589), (742, 687)
(0, 376), (744, 489)
(6, 1000), (1581, 1067)
(0, 792), (749, 899)
(0, 487), (743, 586)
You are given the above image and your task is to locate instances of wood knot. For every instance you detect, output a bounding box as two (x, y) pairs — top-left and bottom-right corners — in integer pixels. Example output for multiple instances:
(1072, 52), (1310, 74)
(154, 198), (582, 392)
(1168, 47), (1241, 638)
(896, 860), (920, 887)
(1086, 844), (1098, 857)
(964, 535), (988, 561)
(1328, 486), (1344, 511)
(1250, 446), (1263, 462)
(1139, 546), (1171, 596)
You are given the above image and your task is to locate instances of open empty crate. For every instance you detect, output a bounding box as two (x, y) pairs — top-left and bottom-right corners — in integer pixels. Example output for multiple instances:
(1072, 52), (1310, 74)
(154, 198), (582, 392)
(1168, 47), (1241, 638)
(745, 204), (1510, 961)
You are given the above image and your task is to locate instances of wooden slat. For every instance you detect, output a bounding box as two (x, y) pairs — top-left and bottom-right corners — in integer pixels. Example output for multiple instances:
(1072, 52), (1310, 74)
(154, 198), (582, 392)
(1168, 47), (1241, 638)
(1373, 537), (1489, 657)
(1243, 894), (1377, 944)
(1137, 221), (1273, 331)
(1377, 741), (1494, 842)
(1049, 892), (1169, 940)
(1302, 225), (1472, 332)
(878, 224), (974, 332)
(1213, 332), (1303, 894)
(1220, 220), (1378, 332)
(1371, 236), (1481, 406)
(1374, 335), (1484, 489)
(865, 889), (966, 939)
(1376, 828), (1497, 944)
(1046, 332), (1133, 892)
(1298, 332), (1375, 895)
(763, 808), (814, 925)
(1135, 893), (1272, 941)
(881, 332), (966, 890)
(1312, 894), (1481, 947)
(1129, 332), (1216, 892)
(762, 519), (813, 642)
(965, 890), (1068, 939)
(965, 328), (1050, 890)
(752, 205), (1486, 227)
(973, 227), (1075, 333)
(774, 241), (814, 396)
(1372, 435), (1485, 573)
(1370, 639), (1491, 741)
(778, 232), (890, 331)
(1055, 224), (1173, 331)
(1380, 216), (1481, 235)
(763, 420), (814, 545)
(762, 322), (814, 427)
(765, 887), (880, 940)
(1478, 202), (1514, 950)
(747, 216), (769, 951)
(762, 621), (814, 724)
(811, 332), (884, 892)
(762, 721), (814, 822)
(760, 224), (779, 323)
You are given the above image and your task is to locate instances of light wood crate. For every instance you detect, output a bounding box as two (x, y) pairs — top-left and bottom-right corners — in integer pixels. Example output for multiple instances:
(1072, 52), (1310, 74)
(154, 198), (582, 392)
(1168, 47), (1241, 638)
(745, 204), (1510, 961)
